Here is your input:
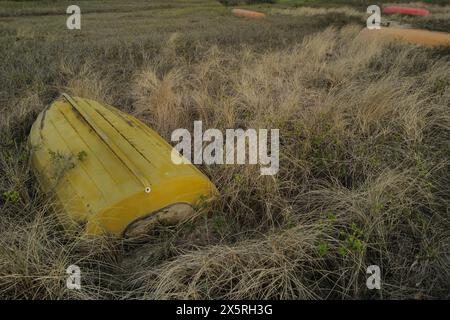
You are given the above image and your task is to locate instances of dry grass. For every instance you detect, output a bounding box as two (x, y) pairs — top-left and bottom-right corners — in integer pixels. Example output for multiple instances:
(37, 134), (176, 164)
(271, 6), (364, 19)
(0, 0), (449, 299)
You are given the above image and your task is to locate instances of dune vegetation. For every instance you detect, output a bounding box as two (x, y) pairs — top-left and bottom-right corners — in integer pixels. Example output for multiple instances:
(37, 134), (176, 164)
(0, 0), (449, 299)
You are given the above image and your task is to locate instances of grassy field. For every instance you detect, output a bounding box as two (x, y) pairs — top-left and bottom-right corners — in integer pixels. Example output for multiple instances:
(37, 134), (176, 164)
(0, 0), (449, 299)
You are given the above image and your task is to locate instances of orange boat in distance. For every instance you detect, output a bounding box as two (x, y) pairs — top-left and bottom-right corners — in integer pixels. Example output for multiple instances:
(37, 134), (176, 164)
(360, 27), (450, 47)
(232, 8), (266, 19)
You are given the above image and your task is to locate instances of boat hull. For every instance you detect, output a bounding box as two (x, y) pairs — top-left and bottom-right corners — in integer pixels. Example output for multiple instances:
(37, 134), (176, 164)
(29, 94), (216, 236)
(360, 27), (450, 47)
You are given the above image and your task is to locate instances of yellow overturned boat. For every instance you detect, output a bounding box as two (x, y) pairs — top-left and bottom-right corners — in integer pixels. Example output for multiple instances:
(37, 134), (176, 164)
(360, 27), (450, 47)
(29, 94), (216, 237)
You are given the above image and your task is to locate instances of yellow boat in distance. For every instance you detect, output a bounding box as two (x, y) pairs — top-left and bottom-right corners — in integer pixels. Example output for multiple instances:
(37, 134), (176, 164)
(360, 27), (450, 47)
(29, 94), (217, 237)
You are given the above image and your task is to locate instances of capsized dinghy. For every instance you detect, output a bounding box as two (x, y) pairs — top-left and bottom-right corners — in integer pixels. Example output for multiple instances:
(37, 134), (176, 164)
(232, 8), (266, 19)
(360, 27), (450, 47)
(383, 6), (430, 17)
(29, 94), (216, 237)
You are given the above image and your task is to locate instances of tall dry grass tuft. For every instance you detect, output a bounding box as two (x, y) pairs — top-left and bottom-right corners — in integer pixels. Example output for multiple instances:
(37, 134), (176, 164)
(60, 61), (114, 105)
(0, 199), (126, 299)
(130, 225), (327, 299)
(131, 68), (185, 138)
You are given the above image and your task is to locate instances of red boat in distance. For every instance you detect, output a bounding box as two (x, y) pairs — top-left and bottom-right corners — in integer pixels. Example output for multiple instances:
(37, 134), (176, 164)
(383, 6), (430, 16)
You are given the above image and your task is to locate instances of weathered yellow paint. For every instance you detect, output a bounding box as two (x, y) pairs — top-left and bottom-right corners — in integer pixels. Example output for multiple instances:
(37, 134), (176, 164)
(29, 94), (216, 236)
